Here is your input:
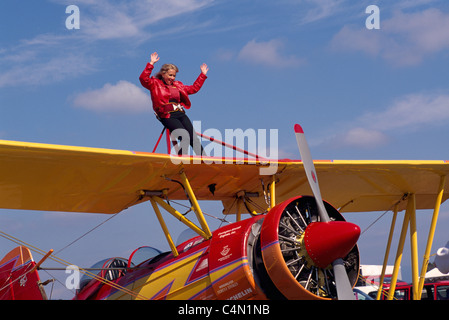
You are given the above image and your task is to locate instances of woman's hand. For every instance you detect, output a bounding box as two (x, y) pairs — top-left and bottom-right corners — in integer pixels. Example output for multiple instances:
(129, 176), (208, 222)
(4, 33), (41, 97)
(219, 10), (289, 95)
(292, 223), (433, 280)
(200, 63), (209, 75)
(150, 52), (160, 65)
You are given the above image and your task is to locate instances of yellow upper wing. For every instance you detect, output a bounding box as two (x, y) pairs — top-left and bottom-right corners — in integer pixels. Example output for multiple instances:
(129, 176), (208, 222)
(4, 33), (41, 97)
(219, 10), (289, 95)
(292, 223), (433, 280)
(0, 140), (448, 214)
(272, 159), (449, 213)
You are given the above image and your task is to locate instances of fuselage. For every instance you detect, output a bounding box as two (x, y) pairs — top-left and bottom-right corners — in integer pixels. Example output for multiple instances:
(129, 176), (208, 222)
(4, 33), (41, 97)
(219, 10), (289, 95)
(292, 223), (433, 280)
(74, 195), (360, 300)
(75, 215), (267, 300)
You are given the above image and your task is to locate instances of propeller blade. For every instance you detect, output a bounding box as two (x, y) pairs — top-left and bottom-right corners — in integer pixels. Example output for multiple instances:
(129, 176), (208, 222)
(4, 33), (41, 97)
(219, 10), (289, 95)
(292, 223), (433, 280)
(293, 124), (329, 222)
(333, 259), (356, 300)
(294, 124), (355, 300)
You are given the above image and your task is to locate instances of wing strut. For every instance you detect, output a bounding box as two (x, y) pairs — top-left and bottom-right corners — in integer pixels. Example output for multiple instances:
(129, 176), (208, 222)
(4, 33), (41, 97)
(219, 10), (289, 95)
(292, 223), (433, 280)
(179, 170), (212, 239)
(141, 171), (212, 257)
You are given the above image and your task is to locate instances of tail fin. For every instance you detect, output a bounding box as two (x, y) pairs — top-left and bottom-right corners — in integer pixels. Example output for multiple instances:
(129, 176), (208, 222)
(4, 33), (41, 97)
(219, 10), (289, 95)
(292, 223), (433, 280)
(0, 246), (47, 300)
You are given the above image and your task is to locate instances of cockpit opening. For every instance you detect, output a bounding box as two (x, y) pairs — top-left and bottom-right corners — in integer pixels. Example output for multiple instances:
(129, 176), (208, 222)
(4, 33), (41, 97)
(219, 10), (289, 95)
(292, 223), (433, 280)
(78, 257), (130, 293)
(127, 246), (163, 268)
(77, 246), (167, 294)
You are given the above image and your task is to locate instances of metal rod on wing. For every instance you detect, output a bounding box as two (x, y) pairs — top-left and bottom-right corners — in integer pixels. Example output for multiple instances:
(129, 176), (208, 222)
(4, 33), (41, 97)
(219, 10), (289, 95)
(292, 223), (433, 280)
(157, 129), (269, 161)
(293, 123), (355, 300)
(196, 132), (268, 161)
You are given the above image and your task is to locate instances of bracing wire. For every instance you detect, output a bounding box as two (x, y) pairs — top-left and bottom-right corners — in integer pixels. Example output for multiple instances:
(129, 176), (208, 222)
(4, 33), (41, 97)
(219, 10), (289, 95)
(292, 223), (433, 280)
(169, 199), (230, 225)
(360, 193), (409, 235)
(55, 193), (144, 255)
(0, 229), (149, 300)
(54, 211), (122, 255)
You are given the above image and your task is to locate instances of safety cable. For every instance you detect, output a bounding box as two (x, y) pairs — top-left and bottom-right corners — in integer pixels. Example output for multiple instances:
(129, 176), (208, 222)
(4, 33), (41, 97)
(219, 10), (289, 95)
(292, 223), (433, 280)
(164, 176), (193, 215)
(169, 199), (230, 225)
(54, 192), (146, 255)
(54, 211), (122, 255)
(360, 193), (409, 235)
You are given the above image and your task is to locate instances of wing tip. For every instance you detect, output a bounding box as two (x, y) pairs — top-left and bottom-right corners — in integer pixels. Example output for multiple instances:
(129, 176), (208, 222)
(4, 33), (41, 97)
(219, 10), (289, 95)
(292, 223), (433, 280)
(294, 124), (304, 134)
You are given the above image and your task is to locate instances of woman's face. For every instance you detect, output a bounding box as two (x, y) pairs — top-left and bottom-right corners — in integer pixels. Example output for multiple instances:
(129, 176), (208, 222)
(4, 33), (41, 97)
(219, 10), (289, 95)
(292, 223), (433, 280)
(162, 69), (177, 85)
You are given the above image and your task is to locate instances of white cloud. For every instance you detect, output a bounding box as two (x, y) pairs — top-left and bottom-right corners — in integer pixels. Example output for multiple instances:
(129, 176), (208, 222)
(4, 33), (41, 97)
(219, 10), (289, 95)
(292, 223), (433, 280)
(79, 0), (214, 40)
(0, 31), (99, 88)
(315, 91), (449, 148)
(361, 93), (449, 131)
(0, 53), (96, 88)
(331, 8), (449, 66)
(83, 10), (141, 40)
(315, 127), (389, 149)
(73, 80), (151, 113)
(340, 127), (389, 148)
(299, 0), (347, 24)
(237, 39), (304, 67)
(0, 0), (214, 88)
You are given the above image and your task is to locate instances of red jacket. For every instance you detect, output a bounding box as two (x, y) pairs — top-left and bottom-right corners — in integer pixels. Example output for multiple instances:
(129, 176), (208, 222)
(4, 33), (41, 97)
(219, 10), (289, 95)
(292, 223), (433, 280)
(139, 63), (207, 119)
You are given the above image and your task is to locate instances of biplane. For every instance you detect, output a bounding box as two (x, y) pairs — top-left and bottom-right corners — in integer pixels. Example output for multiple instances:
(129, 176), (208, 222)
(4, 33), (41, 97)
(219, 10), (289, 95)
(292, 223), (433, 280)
(0, 124), (448, 300)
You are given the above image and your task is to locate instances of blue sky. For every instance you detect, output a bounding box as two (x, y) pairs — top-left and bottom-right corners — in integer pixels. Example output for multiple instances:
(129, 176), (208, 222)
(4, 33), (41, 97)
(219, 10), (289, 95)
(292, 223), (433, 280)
(1, 0), (449, 299)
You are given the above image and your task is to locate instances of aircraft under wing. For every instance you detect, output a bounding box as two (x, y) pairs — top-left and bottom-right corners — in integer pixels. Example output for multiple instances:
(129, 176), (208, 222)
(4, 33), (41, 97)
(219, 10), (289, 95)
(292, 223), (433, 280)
(0, 140), (448, 215)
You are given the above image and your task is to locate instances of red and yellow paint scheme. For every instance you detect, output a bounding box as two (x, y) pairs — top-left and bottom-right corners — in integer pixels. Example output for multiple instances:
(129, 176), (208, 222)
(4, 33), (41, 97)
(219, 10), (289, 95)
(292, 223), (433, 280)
(0, 125), (448, 300)
(0, 246), (48, 300)
(74, 195), (359, 300)
(75, 215), (267, 300)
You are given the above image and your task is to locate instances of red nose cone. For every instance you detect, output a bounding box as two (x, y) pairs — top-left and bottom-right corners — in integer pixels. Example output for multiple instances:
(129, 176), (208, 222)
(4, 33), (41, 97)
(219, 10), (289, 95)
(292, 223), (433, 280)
(304, 221), (360, 269)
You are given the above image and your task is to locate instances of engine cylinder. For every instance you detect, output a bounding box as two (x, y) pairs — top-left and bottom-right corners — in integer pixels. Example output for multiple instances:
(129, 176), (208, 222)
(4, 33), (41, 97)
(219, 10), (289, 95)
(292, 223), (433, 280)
(257, 196), (360, 300)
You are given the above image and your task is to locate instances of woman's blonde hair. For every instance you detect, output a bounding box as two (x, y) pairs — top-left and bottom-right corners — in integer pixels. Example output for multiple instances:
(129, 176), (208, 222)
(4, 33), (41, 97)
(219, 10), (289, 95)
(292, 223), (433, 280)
(155, 63), (179, 80)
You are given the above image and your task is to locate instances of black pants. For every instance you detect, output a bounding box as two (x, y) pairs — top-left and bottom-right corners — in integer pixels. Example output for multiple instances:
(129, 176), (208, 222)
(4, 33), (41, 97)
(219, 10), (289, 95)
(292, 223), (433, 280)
(159, 111), (205, 156)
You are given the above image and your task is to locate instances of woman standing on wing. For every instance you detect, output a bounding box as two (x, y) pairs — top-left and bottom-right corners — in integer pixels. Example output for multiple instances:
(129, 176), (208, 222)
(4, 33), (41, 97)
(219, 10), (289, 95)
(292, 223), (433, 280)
(139, 52), (208, 156)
